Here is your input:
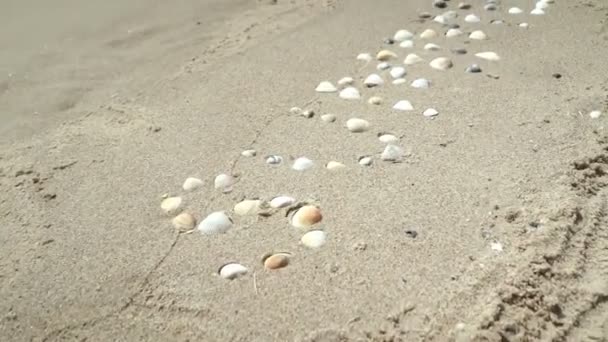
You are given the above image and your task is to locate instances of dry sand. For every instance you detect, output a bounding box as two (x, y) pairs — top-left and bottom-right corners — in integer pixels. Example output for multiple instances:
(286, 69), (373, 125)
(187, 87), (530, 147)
(1, 0), (608, 341)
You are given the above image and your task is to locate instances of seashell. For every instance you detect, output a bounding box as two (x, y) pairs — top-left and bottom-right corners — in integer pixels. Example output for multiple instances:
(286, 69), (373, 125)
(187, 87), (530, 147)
(419, 29), (437, 39)
(458, 3), (472, 10)
(381, 144), (404, 162)
(198, 211), (232, 234)
(182, 177), (203, 192)
(346, 118), (370, 133)
(218, 263), (248, 280)
(393, 100), (414, 111)
(443, 11), (458, 20)
(377, 62), (391, 70)
(292, 157), (314, 171)
(423, 108), (439, 117)
(464, 14), (480, 23)
(590, 110), (602, 119)
(399, 40), (414, 48)
(446, 28), (463, 38)
(424, 43), (441, 51)
(469, 30), (487, 40)
(392, 78), (406, 85)
(337, 77), (354, 86)
(475, 51), (500, 61)
(490, 19), (504, 25)
(411, 78), (430, 89)
(433, 15), (446, 24)
(383, 38), (395, 45)
(321, 114), (337, 122)
(433, 0), (447, 9)
(263, 252), (291, 270)
(376, 49), (398, 61)
(484, 4), (497, 11)
(266, 155), (283, 165)
(358, 156), (373, 166)
(530, 8), (545, 15)
(378, 133), (399, 144)
(241, 149), (257, 157)
(491, 242), (503, 252)
(419, 12), (433, 19)
(393, 29), (414, 42)
(368, 96), (383, 105)
(289, 107), (302, 115)
(451, 47), (468, 55)
(290, 205), (322, 228)
(465, 64), (482, 73)
(326, 161), (346, 171)
(390, 67), (406, 79)
(536, 1), (549, 9)
(364, 74), (384, 87)
(161, 197), (183, 216)
(270, 196), (296, 208)
(315, 81), (337, 93)
(172, 212), (196, 232)
(339, 87), (361, 100)
(430, 57), (453, 71)
(356, 53), (372, 62)
(508, 7), (523, 14)
(519, 22), (529, 28)
(301, 109), (315, 118)
(214, 173), (234, 193)
(404, 54), (424, 65)
(234, 199), (261, 216)
(301, 230), (327, 248)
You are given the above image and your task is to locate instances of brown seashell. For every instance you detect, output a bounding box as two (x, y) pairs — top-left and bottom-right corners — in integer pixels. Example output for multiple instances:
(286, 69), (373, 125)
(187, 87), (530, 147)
(289, 205), (323, 229)
(172, 212), (196, 232)
(262, 252), (291, 270)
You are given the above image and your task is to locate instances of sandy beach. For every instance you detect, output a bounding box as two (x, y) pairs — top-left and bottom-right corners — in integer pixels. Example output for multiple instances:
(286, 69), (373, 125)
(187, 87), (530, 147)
(1, 0), (608, 341)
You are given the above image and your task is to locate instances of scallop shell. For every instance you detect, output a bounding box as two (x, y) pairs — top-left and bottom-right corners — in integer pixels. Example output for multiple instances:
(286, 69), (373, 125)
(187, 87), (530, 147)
(464, 14), (480, 23)
(214, 173), (234, 193)
(368, 96), (383, 105)
(326, 161), (346, 171)
(423, 108), (439, 117)
(218, 263), (248, 280)
(161, 197), (183, 216)
(508, 7), (523, 14)
(266, 155), (283, 165)
(381, 144), (404, 162)
(475, 52), (500, 61)
(469, 30), (487, 40)
(364, 74), (384, 87)
(234, 199), (262, 216)
(429, 57), (453, 71)
(292, 157), (314, 171)
(359, 156), (373, 166)
(339, 87), (361, 100)
(389, 67), (406, 79)
(270, 196), (296, 208)
(393, 29), (414, 41)
(356, 53), (372, 62)
(321, 114), (337, 122)
(411, 78), (430, 89)
(301, 230), (327, 249)
(393, 100), (413, 111)
(172, 212), (196, 232)
(262, 252), (291, 270)
(290, 205), (323, 228)
(404, 54), (424, 65)
(399, 40), (414, 48)
(376, 50), (397, 61)
(419, 29), (437, 39)
(182, 177), (204, 192)
(198, 211), (232, 234)
(241, 149), (257, 157)
(445, 28), (463, 38)
(315, 81), (337, 93)
(337, 77), (354, 86)
(346, 118), (370, 133)
(424, 43), (441, 51)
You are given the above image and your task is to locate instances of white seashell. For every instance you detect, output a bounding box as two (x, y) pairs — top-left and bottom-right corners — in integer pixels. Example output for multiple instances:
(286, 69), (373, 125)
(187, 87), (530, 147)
(339, 87), (361, 100)
(536, 1), (549, 9)
(292, 157), (314, 171)
(290, 205), (322, 228)
(399, 40), (414, 48)
(172, 212), (196, 232)
(234, 199), (261, 216)
(393, 29), (414, 42)
(393, 100), (414, 111)
(491, 242), (503, 252)
(266, 155), (283, 165)
(424, 43), (441, 51)
(378, 134), (399, 144)
(530, 8), (545, 15)
(390, 67), (406, 79)
(368, 96), (383, 105)
(356, 53), (372, 62)
(161, 197), (183, 216)
(423, 108), (439, 117)
(376, 49), (397, 61)
(241, 149), (257, 157)
(321, 114), (337, 122)
(430, 57), (453, 71)
(377, 62), (391, 70)
(218, 263), (248, 280)
(411, 78), (430, 89)
(182, 177), (203, 192)
(315, 81), (337, 93)
(270, 196), (296, 208)
(381, 144), (404, 162)
(359, 156), (373, 166)
(446, 28), (463, 38)
(364, 73), (384, 87)
(420, 29), (437, 39)
(404, 54), (424, 65)
(198, 211), (232, 234)
(590, 110), (602, 119)
(433, 15), (446, 24)
(469, 30), (487, 40)
(475, 51), (500, 61)
(326, 161), (346, 171)
(301, 230), (327, 248)
(214, 174), (234, 193)
(346, 118), (370, 133)
(337, 77), (354, 86)
(519, 22), (529, 28)
(508, 7), (523, 14)
(442, 10), (458, 20)
(464, 14), (480, 23)
(392, 78), (406, 85)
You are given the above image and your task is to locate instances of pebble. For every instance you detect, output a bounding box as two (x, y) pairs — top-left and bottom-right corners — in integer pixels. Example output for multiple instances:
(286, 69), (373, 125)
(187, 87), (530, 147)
(475, 51), (500, 61)
(394, 29), (414, 41)
(451, 47), (467, 55)
(337, 77), (354, 86)
(429, 57), (453, 71)
(263, 253), (291, 270)
(399, 40), (414, 48)
(339, 87), (361, 100)
(465, 64), (482, 73)
(182, 177), (203, 192)
(458, 3), (471, 9)
(377, 62), (391, 70)
(266, 155), (283, 165)
(392, 78), (406, 85)
(378, 133), (399, 144)
(368, 96), (383, 105)
(315, 81), (337, 93)
(393, 100), (414, 111)
(218, 263), (248, 280)
(531, 8), (545, 15)
(358, 156), (373, 166)
(446, 28), (463, 38)
(508, 7), (523, 14)
(172, 212), (196, 232)
(411, 78), (430, 89)
(346, 118), (370, 133)
(241, 149), (257, 157)
(321, 114), (337, 122)
(214, 173), (234, 193)
(234, 199), (261, 216)
(590, 110), (602, 119)
(270, 196), (295, 208)
(404, 53), (424, 65)
(301, 230), (327, 248)
(292, 157), (314, 171)
(376, 49), (398, 61)
(420, 29), (438, 39)
(381, 144), (404, 162)
(326, 161), (346, 171)
(390, 67), (406, 79)
(423, 108), (439, 117)
(364, 73), (384, 87)
(290, 205), (323, 228)
(433, 0), (447, 9)
(424, 43), (441, 51)
(161, 197), (183, 216)
(469, 30), (487, 40)
(464, 14), (480, 23)
(356, 53), (372, 62)
(198, 211), (232, 234)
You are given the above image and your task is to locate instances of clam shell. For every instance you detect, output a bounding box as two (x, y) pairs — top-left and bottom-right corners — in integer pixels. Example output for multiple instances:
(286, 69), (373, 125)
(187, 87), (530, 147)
(376, 50), (397, 61)
(161, 197), (183, 216)
(214, 174), (234, 193)
(475, 51), (500, 61)
(419, 29), (437, 39)
(469, 30), (487, 40)
(301, 230), (327, 249)
(339, 87), (361, 100)
(393, 29), (414, 42)
(241, 149), (257, 157)
(321, 114), (337, 122)
(411, 78), (430, 89)
(270, 196), (295, 208)
(364, 73), (384, 87)
(172, 212), (196, 232)
(381, 144), (404, 162)
(292, 157), (314, 171)
(508, 7), (523, 14)
(326, 161), (346, 171)
(356, 53), (372, 62)
(429, 57), (453, 71)
(346, 118), (370, 133)
(423, 108), (439, 117)
(359, 156), (373, 166)
(198, 211), (232, 234)
(290, 205), (322, 228)
(389, 67), (406, 79)
(182, 177), (204, 192)
(234, 199), (262, 216)
(404, 54), (424, 65)
(337, 77), (354, 86)
(393, 100), (413, 111)
(266, 155), (283, 165)
(399, 40), (414, 48)
(446, 28), (463, 38)
(263, 253), (291, 270)
(315, 81), (337, 93)
(368, 96), (383, 105)
(378, 133), (399, 144)
(464, 14), (480, 23)
(424, 43), (441, 51)
(218, 263), (248, 280)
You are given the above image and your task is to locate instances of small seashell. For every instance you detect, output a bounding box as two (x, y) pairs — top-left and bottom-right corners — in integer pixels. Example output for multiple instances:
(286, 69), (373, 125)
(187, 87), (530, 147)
(301, 230), (327, 248)
(198, 211), (232, 234)
(536, 1), (549, 9)
(290, 205), (323, 228)
(475, 51), (500, 61)
(443, 11), (458, 20)
(399, 40), (414, 48)
(218, 263), (248, 280)
(393, 29), (414, 42)
(490, 19), (504, 25)
(419, 12), (433, 19)
(359, 156), (373, 166)
(321, 114), (337, 122)
(424, 43), (441, 51)
(368, 96), (383, 105)
(376, 50), (397, 61)
(484, 4), (497, 11)
(392, 78), (406, 85)
(315, 81), (337, 93)
(469, 30), (487, 40)
(446, 28), (463, 38)
(491, 242), (503, 252)
(292, 157), (314, 171)
(519, 22), (529, 28)
(356, 53), (372, 62)
(289, 107), (302, 115)
(337, 77), (354, 86)
(241, 149), (257, 157)
(433, 15), (446, 24)
(508, 7), (523, 14)
(377, 62), (391, 70)
(389, 67), (406, 79)
(530, 8), (545, 15)
(182, 177), (204, 192)
(301, 109), (315, 118)
(378, 133), (399, 144)
(339, 87), (361, 100)
(419, 29), (437, 39)
(270, 196), (296, 208)
(423, 108), (439, 117)
(364, 73), (384, 87)
(326, 161), (346, 171)
(214, 173), (234, 193)
(381, 144), (404, 162)
(172, 212), (196, 232)
(464, 14), (480, 23)
(266, 155), (283, 165)
(590, 110), (602, 119)
(411, 78), (430, 89)
(263, 252), (291, 270)
(465, 64), (482, 73)
(161, 197), (183, 216)
(384, 37), (395, 45)
(404, 54), (424, 65)
(346, 118), (370, 133)
(430, 57), (453, 71)
(451, 47), (468, 55)
(234, 199), (261, 216)
(393, 100), (414, 111)
(433, 0), (447, 9)
(458, 3), (472, 10)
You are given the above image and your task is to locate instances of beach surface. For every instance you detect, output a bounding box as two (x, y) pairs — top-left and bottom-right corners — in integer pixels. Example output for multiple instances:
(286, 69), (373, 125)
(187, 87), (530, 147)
(1, 0), (608, 341)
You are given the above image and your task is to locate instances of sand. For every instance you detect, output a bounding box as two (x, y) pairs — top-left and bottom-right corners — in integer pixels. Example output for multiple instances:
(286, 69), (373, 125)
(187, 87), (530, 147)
(1, 0), (608, 341)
